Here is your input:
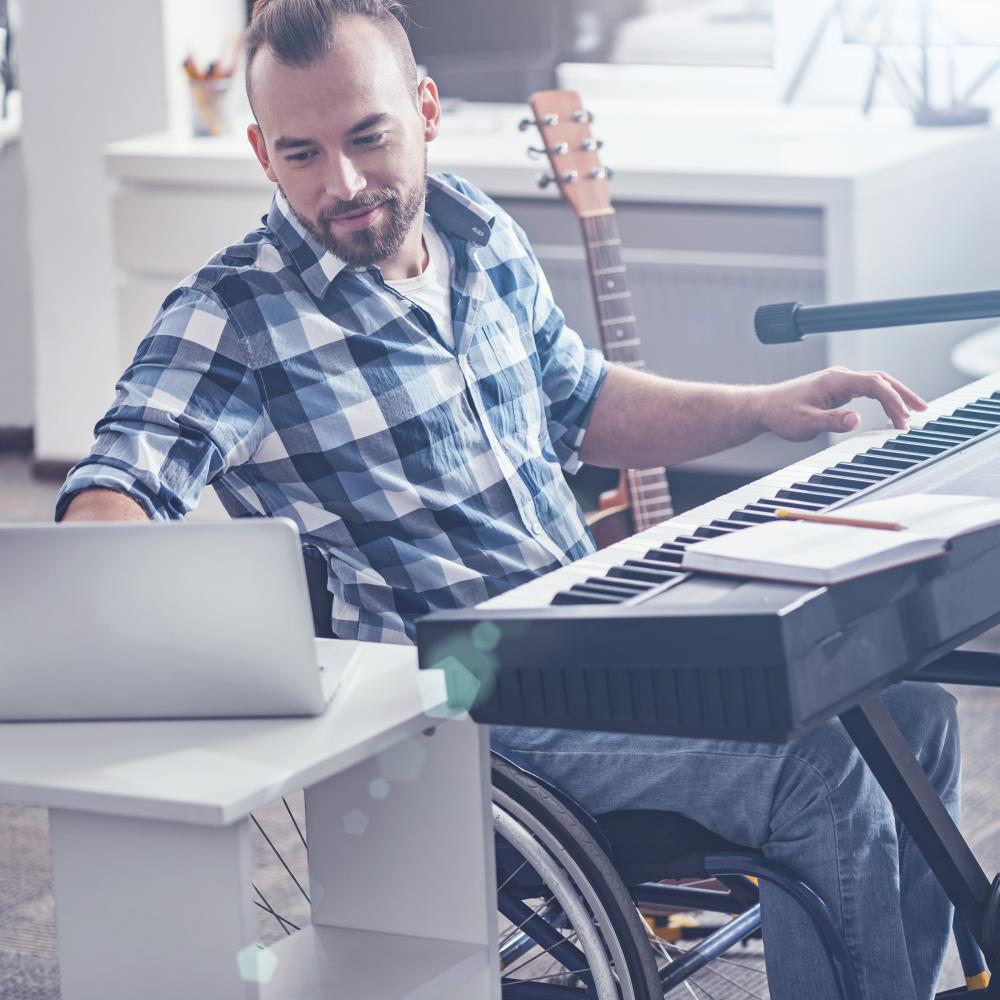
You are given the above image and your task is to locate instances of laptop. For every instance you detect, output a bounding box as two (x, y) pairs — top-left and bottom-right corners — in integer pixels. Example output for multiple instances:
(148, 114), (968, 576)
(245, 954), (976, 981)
(0, 518), (359, 721)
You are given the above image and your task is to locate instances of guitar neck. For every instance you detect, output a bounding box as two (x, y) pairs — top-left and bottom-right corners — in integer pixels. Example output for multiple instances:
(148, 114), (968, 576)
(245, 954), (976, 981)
(579, 212), (644, 370)
(578, 212), (673, 529)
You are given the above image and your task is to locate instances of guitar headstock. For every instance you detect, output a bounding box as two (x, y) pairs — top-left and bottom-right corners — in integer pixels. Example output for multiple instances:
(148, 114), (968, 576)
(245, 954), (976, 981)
(522, 89), (612, 218)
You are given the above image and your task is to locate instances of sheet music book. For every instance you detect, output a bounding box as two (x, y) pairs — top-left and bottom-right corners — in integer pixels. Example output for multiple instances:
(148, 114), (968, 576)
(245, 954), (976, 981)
(681, 494), (1000, 585)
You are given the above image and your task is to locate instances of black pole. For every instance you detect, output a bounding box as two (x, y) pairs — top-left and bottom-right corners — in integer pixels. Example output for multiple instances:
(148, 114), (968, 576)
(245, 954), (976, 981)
(755, 289), (1000, 345)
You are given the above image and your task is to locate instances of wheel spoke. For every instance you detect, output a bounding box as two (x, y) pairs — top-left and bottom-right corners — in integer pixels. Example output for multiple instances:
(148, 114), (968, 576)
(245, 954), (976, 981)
(282, 796), (307, 850)
(250, 813), (311, 903)
(252, 883), (299, 935)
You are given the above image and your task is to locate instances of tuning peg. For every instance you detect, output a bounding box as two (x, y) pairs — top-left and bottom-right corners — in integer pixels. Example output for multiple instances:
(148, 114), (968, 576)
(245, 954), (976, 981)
(581, 138), (603, 152)
(552, 141), (569, 156)
(518, 117), (536, 132)
(526, 145), (547, 159)
(561, 170), (579, 184)
(537, 173), (556, 189)
(588, 166), (613, 180)
(573, 108), (594, 123)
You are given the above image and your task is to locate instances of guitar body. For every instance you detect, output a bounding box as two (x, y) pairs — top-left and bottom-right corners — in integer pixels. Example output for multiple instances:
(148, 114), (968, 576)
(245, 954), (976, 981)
(585, 471), (633, 548)
(527, 90), (675, 548)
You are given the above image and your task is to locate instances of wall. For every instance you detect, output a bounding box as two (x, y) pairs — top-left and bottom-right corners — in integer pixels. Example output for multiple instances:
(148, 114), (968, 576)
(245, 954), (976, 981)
(17, 0), (245, 464)
(561, 0), (1000, 112)
(0, 96), (34, 430)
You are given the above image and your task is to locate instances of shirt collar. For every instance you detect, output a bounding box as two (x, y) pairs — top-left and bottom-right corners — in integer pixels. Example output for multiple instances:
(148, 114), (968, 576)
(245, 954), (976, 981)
(266, 174), (495, 301)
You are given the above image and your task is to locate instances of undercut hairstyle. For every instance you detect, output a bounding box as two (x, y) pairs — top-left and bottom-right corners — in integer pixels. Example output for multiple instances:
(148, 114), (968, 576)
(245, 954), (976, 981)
(245, 0), (417, 113)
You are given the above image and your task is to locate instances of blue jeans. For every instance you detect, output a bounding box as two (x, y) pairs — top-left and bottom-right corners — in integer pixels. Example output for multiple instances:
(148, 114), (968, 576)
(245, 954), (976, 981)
(492, 682), (960, 1000)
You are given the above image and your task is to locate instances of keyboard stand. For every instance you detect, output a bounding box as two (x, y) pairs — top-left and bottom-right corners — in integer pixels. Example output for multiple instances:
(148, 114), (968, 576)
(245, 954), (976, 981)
(841, 685), (1000, 996)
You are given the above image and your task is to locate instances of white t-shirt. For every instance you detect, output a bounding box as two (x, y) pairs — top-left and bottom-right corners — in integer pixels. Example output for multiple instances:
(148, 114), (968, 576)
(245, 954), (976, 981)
(384, 219), (455, 349)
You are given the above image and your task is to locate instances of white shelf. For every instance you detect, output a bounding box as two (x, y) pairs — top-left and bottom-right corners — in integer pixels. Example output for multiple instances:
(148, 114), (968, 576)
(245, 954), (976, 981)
(260, 925), (493, 999)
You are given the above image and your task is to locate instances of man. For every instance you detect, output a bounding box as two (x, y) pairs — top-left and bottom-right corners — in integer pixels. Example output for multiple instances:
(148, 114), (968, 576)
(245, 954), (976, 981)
(57, 2), (958, 997)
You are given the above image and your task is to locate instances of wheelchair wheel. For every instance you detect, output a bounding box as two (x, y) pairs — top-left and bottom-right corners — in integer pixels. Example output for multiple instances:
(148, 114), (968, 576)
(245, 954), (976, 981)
(492, 755), (662, 999)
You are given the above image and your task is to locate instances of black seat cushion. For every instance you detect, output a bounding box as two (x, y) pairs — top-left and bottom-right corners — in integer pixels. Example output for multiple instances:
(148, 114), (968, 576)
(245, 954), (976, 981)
(596, 810), (745, 884)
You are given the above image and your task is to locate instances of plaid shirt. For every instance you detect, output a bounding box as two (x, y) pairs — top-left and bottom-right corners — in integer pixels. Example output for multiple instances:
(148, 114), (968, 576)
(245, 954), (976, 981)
(56, 174), (607, 643)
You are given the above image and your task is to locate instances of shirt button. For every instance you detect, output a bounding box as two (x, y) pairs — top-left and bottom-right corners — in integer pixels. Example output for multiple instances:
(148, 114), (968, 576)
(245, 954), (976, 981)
(530, 522), (545, 536)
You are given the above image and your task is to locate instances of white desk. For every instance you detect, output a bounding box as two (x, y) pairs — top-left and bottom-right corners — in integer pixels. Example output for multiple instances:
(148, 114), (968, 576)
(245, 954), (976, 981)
(0, 644), (499, 999)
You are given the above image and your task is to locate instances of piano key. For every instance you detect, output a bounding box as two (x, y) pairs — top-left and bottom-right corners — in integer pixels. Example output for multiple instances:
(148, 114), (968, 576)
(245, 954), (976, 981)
(645, 549), (684, 565)
(883, 439), (949, 457)
(753, 497), (826, 511)
(585, 576), (652, 593)
(552, 590), (621, 606)
(954, 405), (1000, 422)
(959, 401), (1000, 416)
(935, 413), (996, 430)
(730, 509), (778, 524)
(608, 561), (684, 584)
(855, 450), (921, 471)
(832, 463), (894, 480)
(809, 472), (879, 491)
(693, 524), (742, 538)
(922, 420), (981, 438)
(573, 581), (645, 600)
(776, 486), (852, 505)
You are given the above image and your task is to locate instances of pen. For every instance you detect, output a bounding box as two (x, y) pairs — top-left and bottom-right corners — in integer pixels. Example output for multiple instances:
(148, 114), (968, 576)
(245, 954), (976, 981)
(775, 508), (904, 531)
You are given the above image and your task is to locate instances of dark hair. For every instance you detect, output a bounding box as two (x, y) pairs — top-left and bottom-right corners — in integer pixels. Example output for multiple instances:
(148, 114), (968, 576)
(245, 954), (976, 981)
(245, 0), (416, 111)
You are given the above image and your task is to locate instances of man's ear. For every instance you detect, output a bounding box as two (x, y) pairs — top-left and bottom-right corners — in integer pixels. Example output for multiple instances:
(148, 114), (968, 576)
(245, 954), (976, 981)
(247, 123), (279, 183)
(417, 77), (442, 143)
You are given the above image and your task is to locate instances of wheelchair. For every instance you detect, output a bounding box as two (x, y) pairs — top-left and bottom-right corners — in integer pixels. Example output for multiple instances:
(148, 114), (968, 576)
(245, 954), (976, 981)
(243, 551), (991, 997)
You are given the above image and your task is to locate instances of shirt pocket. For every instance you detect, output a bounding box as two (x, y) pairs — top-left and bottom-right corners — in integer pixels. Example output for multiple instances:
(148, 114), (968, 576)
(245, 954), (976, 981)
(470, 319), (546, 452)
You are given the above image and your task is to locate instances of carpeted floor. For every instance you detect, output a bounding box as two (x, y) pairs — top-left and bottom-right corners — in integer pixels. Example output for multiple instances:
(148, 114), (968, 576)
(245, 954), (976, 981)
(2, 456), (998, 997)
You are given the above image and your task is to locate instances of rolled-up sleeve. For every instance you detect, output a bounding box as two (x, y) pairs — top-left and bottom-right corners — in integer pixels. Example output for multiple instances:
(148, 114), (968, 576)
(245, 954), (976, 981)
(55, 287), (267, 521)
(529, 255), (608, 475)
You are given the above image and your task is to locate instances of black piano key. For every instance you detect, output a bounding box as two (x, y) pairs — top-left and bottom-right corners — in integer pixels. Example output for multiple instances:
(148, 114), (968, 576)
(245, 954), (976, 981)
(855, 450), (920, 471)
(575, 581), (647, 600)
(710, 518), (754, 531)
(674, 535), (705, 545)
(693, 524), (741, 539)
(657, 542), (688, 555)
(552, 589), (621, 605)
(922, 419), (981, 438)
(903, 430), (967, 448)
(963, 398), (1000, 413)
(883, 439), (948, 457)
(832, 462), (894, 480)
(644, 548), (684, 564)
(753, 497), (826, 512)
(792, 480), (855, 496)
(585, 576), (651, 593)
(954, 405), (1000, 423)
(776, 486), (848, 505)
(730, 509), (778, 524)
(934, 413), (995, 430)
(608, 560), (684, 584)
(809, 472), (876, 491)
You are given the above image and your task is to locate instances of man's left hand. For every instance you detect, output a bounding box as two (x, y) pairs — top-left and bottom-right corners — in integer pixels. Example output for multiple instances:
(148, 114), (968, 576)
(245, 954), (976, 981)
(758, 366), (928, 442)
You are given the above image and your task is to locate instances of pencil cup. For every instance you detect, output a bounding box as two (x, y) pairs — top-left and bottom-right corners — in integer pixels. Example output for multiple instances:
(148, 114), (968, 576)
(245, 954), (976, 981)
(189, 78), (231, 137)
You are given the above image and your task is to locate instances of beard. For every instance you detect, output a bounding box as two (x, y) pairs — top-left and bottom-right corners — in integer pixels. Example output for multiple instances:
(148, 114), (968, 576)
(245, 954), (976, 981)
(280, 153), (428, 268)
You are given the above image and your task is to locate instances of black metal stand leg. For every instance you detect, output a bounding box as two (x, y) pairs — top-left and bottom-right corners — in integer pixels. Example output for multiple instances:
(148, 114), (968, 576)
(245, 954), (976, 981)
(839, 694), (998, 965)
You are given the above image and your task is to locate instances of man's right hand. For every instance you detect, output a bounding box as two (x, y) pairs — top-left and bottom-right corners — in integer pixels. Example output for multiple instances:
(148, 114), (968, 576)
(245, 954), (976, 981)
(60, 488), (150, 522)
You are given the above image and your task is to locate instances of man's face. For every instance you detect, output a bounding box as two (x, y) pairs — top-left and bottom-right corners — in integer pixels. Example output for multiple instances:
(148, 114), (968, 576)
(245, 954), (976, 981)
(247, 17), (440, 268)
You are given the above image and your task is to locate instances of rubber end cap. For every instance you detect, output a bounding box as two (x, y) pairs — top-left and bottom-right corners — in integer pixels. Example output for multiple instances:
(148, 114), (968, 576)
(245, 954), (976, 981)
(755, 302), (802, 344)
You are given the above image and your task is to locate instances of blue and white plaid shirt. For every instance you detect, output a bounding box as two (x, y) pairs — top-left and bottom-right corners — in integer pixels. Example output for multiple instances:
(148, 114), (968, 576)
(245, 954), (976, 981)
(57, 174), (607, 643)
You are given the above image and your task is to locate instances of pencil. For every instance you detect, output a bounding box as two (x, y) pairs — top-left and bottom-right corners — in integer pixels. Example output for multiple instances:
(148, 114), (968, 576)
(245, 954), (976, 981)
(775, 508), (904, 531)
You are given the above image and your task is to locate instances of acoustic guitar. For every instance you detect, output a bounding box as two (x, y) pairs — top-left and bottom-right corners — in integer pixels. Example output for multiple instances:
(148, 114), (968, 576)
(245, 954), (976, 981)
(522, 89), (674, 548)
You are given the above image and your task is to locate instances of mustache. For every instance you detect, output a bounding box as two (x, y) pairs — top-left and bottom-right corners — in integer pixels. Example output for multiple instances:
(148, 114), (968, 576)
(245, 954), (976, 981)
(320, 191), (395, 222)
